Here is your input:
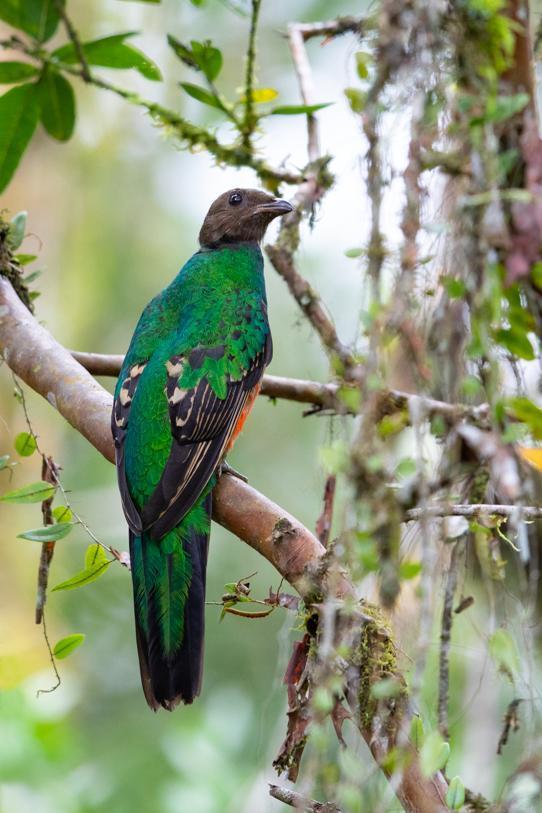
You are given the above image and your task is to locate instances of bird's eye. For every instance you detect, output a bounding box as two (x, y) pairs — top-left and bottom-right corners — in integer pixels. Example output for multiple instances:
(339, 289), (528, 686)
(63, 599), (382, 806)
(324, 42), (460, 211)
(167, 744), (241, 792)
(229, 191), (243, 206)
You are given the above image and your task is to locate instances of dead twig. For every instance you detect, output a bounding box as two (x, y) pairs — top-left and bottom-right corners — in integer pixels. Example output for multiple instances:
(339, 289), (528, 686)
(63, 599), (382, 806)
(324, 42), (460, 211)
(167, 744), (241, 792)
(269, 783), (342, 813)
(438, 541), (461, 739)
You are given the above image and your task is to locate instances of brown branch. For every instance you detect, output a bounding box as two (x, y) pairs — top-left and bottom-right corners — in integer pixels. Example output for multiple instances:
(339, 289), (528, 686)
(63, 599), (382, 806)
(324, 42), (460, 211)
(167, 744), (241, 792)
(269, 783), (341, 813)
(438, 541), (461, 740)
(0, 277), (450, 813)
(315, 475), (336, 547)
(70, 350), (493, 427)
(294, 17), (365, 41)
(35, 456), (59, 624)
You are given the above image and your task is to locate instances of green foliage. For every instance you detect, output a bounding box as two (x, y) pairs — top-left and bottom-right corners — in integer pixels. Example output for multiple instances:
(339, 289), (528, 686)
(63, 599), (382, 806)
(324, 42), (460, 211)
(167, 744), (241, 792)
(410, 715), (424, 749)
(53, 543), (111, 591)
(0, 84), (40, 192)
(509, 397), (542, 440)
(489, 628), (520, 682)
(180, 81), (223, 110)
(38, 70), (76, 142)
(6, 211), (27, 249)
(52, 33), (162, 81)
(0, 480), (55, 503)
(14, 431), (37, 457)
(17, 522), (73, 542)
(0, 0), (64, 42)
(52, 505), (73, 522)
(344, 87), (366, 113)
(168, 37), (223, 82)
(270, 102), (332, 115)
(419, 731), (450, 777)
(0, 62), (39, 84)
(446, 777), (466, 810)
(53, 633), (85, 659)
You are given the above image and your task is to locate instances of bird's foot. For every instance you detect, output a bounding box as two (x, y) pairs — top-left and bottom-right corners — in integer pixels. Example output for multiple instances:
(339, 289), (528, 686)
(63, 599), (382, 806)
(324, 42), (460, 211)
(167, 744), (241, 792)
(218, 460), (249, 483)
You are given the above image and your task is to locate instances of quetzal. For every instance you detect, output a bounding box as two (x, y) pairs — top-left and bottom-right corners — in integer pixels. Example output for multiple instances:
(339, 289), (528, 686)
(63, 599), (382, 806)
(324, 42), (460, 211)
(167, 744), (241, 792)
(112, 188), (292, 710)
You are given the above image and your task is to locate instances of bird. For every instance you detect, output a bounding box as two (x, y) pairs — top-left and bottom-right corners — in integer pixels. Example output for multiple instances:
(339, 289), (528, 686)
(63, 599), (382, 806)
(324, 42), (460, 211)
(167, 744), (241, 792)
(112, 188), (293, 710)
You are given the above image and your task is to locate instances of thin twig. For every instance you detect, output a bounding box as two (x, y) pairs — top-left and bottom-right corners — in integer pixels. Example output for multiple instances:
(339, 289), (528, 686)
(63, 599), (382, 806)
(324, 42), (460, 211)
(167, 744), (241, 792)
(53, 0), (91, 81)
(295, 17), (365, 41)
(35, 455), (59, 624)
(438, 541), (461, 739)
(36, 611), (61, 696)
(269, 783), (342, 813)
(405, 504), (542, 520)
(287, 23), (320, 161)
(242, 0), (262, 148)
(315, 474), (336, 548)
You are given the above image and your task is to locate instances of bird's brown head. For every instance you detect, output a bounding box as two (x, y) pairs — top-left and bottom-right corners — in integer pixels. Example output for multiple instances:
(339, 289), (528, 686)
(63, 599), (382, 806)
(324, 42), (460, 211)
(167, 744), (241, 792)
(198, 188), (293, 248)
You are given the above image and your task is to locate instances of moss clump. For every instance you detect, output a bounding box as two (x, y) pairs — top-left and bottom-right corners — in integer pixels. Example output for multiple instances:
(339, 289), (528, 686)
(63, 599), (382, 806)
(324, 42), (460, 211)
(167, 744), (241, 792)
(353, 601), (405, 732)
(0, 219), (33, 312)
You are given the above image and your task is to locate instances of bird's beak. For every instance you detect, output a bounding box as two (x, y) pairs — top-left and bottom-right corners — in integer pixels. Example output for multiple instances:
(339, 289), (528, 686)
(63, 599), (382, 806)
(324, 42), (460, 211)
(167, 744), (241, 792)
(254, 199), (293, 217)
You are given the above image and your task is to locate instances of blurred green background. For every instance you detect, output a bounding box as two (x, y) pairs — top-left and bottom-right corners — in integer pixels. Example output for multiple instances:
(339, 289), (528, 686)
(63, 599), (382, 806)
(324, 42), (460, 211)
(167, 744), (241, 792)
(0, 1), (537, 812)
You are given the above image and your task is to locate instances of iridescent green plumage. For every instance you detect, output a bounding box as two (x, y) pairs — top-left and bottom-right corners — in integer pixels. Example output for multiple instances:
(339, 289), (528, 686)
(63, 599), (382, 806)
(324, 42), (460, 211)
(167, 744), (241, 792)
(113, 188), (292, 709)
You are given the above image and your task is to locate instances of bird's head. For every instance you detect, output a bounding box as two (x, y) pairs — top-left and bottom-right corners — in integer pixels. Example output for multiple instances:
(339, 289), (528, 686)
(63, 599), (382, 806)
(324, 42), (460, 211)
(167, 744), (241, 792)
(198, 188), (293, 248)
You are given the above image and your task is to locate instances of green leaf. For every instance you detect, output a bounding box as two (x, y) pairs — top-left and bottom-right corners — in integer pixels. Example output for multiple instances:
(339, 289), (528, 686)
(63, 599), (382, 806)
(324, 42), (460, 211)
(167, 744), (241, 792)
(167, 34), (199, 69)
(24, 269), (42, 283)
(509, 397), (542, 440)
(446, 777), (466, 810)
(180, 82), (222, 109)
(14, 430), (36, 457)
(399, 560), (422, 580)
(0, 83), (40, 193)
(420, 731), (450, 777)
(355, 51), (371, 79)
(494, 327), (535, 360)
(52, 504), (73, 522)
(53, 545), (111, 591)
(489, 628), (520, 681)
(190, 39), (222, 82)
(270, 102), (332, 115)
(15, 252), (37, 265)
(410, 715), (424, 749)
(0, 62), (39, 84)
(53, 33), (162, 81)
(0, 480), (55, 503)
(345, 247), (363, 258)
(7, 210), (27, 249)
(485, 92), (530, 124)
(0, 454), (11, 470)
(53, 633), (85, 659)
(532, 261), (542, 289)
(38, 70), (76, 142)
(370, 677), (402, 699)
(344, 87), (366, 113)
(17, 522), (73, 541)
(84, 542), (108, 569)
(0, 0), (63, 42)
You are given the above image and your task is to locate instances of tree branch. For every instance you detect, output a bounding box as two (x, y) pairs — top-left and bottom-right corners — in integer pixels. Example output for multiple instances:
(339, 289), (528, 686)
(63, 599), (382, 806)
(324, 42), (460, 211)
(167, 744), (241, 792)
(69, 349), (491, 425)
(269, 783), (342, 813)
(242, 0), (262, 148)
